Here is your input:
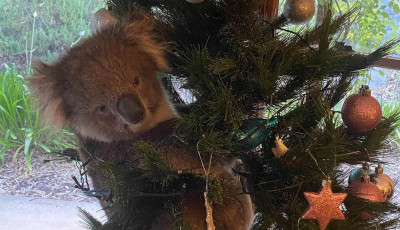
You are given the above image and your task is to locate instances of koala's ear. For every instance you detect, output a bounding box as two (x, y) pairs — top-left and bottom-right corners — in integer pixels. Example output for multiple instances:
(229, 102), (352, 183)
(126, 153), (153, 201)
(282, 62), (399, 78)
(122, 12), (169, 71)
(27, 61), (66, 128)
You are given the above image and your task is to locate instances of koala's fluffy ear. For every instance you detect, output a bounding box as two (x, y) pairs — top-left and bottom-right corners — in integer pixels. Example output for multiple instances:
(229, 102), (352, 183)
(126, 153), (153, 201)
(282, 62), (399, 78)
(27, 61), (66, 128)
(122, 12), (169, 71)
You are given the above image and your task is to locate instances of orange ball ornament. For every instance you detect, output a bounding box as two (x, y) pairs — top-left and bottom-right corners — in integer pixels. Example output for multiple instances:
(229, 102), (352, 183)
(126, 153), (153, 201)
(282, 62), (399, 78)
(341, 85), (382, 133)
(347, 173), (385, 202)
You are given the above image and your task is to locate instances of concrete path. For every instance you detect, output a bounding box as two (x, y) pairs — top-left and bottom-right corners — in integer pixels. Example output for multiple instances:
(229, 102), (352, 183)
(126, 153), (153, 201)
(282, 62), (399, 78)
(0, 195), (106, 230)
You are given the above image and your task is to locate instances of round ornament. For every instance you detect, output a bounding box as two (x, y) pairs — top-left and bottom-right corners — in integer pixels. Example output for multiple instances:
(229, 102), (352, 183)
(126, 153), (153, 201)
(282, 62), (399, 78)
(347, 173), (385, 202)
(348, 162), (373, 185)
(283, 0), (315, 24)
(341, 85), (382, 133)
(90, 3), (118, 32)
(369, 165), (395, 201)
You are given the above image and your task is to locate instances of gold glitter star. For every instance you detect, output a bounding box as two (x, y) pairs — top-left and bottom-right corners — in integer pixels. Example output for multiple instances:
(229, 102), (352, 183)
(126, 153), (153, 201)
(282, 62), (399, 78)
(302, 181), (347, 230)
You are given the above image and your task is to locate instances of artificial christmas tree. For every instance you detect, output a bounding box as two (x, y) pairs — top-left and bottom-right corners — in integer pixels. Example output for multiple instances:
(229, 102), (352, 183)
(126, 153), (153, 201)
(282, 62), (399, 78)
(74, 0), (400, 229)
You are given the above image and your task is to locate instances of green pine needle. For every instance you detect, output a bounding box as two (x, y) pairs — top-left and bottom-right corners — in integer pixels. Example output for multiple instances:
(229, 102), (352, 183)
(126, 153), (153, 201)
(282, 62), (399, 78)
(78, 207), (103, 230)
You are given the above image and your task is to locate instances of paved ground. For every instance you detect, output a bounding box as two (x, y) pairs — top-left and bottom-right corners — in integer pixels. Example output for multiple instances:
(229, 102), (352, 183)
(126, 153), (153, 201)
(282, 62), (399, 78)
(0, 194), (106, 230)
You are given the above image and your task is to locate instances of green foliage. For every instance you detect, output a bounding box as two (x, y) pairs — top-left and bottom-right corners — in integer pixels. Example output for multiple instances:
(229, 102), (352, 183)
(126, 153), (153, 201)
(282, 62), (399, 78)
(177, 45), (243, 151)
(0, 0), (101, 169)
(90, 159), (191, 229)
(0, 0), (103, 71)
(362, 110), (400, 155)
(0, 64), (74, 170)
(334, 0), (400, 54)
(382, 99), (400, 148)
(283, 0), (400, 54)
(78, 207), (103, 230)
(178, 44), (213, 98)
(135, 141), (170, 173)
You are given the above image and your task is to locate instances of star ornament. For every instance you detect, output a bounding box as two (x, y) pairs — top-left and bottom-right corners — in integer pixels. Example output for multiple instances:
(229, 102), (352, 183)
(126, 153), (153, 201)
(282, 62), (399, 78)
(302, 181), (347, 230)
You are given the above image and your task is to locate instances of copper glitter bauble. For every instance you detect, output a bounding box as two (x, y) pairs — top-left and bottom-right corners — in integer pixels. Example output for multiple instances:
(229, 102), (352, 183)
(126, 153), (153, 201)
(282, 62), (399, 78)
(302, 179), (347, 230)
(347, 174), (385, 202)
(283, 0), (315, 24)
(369, 165), (395, 201)
(341, 85), (382, 133)
(90, 8), (118, 32)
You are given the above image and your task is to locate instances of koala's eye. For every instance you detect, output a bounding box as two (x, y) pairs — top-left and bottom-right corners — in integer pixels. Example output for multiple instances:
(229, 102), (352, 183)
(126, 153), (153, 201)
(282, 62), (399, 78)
(133, 77), (140, 86)
(96, 105), (109, 112)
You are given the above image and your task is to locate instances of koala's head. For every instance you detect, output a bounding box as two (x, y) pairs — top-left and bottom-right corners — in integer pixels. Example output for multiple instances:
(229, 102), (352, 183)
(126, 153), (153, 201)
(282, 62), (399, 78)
(28, 15), (178, 142)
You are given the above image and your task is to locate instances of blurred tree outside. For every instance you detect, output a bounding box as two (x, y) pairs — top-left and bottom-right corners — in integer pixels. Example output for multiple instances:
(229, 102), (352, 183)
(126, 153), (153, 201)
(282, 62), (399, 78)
(334, 0), (400, 54)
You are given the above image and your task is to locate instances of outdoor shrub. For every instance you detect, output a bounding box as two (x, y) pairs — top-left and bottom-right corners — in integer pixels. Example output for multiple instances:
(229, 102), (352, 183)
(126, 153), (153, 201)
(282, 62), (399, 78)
(0, 64), (74, 171)
(0, 0), (102, 72)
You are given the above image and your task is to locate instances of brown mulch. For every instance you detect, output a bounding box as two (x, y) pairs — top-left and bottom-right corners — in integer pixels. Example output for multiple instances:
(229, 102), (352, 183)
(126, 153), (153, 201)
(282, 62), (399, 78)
(0, 148), (98, 203)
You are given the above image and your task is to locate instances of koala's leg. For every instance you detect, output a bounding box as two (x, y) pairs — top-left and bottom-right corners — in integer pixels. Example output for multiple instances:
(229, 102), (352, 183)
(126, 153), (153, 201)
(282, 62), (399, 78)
(212, 171), (254, 230)
(181, 193), (207, 229)
(180, 171), (254, 230)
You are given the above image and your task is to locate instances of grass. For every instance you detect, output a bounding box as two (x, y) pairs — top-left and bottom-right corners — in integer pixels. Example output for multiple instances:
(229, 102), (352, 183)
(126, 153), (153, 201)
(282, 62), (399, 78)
(0, 64), (75, 172)
(0, 0), (103, 72)
(0, 0), (102, 171)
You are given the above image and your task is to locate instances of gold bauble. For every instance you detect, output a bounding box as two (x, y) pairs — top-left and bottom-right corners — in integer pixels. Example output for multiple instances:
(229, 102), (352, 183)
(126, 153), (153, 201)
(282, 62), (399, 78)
(90, 8), (118, 32)
(341, 85), (382, 133)
(370, 165), (395, 201)
(283, 0), (315, 24)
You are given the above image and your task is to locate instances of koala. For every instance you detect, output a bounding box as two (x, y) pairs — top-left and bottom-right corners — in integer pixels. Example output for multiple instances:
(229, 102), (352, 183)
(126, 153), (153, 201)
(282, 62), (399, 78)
(28, 14), (253, 230)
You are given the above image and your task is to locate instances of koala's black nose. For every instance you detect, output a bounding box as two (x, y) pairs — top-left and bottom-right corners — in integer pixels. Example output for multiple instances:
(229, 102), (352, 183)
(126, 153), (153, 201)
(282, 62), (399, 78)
(117, 93), (145, 124)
